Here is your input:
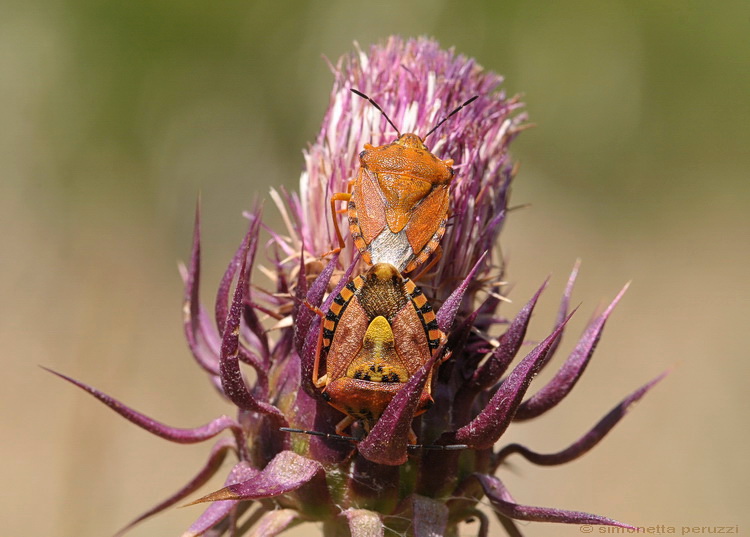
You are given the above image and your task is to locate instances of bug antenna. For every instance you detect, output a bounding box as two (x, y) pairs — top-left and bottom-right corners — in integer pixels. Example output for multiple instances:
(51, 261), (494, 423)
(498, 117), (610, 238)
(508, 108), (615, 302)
(280, 427), (357, 444)
(423, 95), (479, 141)
(351, 88), (401, 137)
(407, 443), (469, 451)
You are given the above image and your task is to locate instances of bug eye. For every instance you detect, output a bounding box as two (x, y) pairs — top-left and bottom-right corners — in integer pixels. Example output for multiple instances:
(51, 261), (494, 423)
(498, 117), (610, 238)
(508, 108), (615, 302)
(359, 150), (366, 159)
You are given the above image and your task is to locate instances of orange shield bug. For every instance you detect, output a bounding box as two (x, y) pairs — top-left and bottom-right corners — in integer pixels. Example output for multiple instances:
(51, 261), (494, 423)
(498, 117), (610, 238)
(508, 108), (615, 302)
(311, 263), (446, 439)
(330, 90), (478, 274)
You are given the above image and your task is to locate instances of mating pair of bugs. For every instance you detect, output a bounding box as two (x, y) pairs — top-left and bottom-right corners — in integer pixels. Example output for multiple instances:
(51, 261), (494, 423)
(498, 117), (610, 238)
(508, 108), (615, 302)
(285, 90), (477, 448)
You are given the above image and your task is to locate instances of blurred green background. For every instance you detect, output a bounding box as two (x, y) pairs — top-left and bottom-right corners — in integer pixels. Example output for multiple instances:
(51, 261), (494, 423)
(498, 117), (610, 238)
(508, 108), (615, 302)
(2, 1), (748, 535)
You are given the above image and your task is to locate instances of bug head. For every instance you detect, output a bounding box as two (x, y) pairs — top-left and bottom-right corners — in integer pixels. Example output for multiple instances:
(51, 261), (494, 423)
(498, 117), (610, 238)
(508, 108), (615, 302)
(367, 262), (402, 283)
(394, 132), (430, 151)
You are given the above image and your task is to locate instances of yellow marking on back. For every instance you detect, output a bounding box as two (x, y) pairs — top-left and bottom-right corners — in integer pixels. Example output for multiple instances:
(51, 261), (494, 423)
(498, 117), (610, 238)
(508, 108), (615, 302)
(363, 315), (393, 344)
(346, 316), (407, 383)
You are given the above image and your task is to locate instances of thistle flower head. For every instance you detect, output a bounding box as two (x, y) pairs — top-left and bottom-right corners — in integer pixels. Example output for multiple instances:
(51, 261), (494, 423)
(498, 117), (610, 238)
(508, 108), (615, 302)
(50, 36), (664, 536)
(300, 37), (520, 301)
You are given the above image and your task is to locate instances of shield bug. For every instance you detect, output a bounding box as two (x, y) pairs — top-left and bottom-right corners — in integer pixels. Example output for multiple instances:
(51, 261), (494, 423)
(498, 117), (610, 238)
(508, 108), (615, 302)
(311, 263), (445, 439)
(329, 90), (478, 274)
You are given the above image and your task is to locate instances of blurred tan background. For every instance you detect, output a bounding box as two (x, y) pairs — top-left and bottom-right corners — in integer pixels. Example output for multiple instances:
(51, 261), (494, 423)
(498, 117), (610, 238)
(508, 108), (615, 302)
(2, 1), (747, 535)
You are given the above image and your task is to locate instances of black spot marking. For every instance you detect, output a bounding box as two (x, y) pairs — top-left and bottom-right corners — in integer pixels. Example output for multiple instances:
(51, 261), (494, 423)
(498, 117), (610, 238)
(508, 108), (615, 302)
(351, 408), (375, 423)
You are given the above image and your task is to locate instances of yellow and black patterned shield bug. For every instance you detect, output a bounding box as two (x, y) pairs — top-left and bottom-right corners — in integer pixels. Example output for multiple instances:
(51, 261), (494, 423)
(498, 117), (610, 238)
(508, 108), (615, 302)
(312, 263), (444, 438)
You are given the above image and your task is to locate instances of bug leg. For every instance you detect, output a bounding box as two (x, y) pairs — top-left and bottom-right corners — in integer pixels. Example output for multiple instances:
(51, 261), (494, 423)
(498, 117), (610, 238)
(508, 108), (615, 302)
(322, 192), (352, 257)
(409, 245), (443, 281)
(291, 294), (327, 320)
(333, 183), (353, 215)
(331, 186), (354, 218)
(335, 415), (356, 437)
(432, 333), (452, 365)
(302, 300), (326, 319)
